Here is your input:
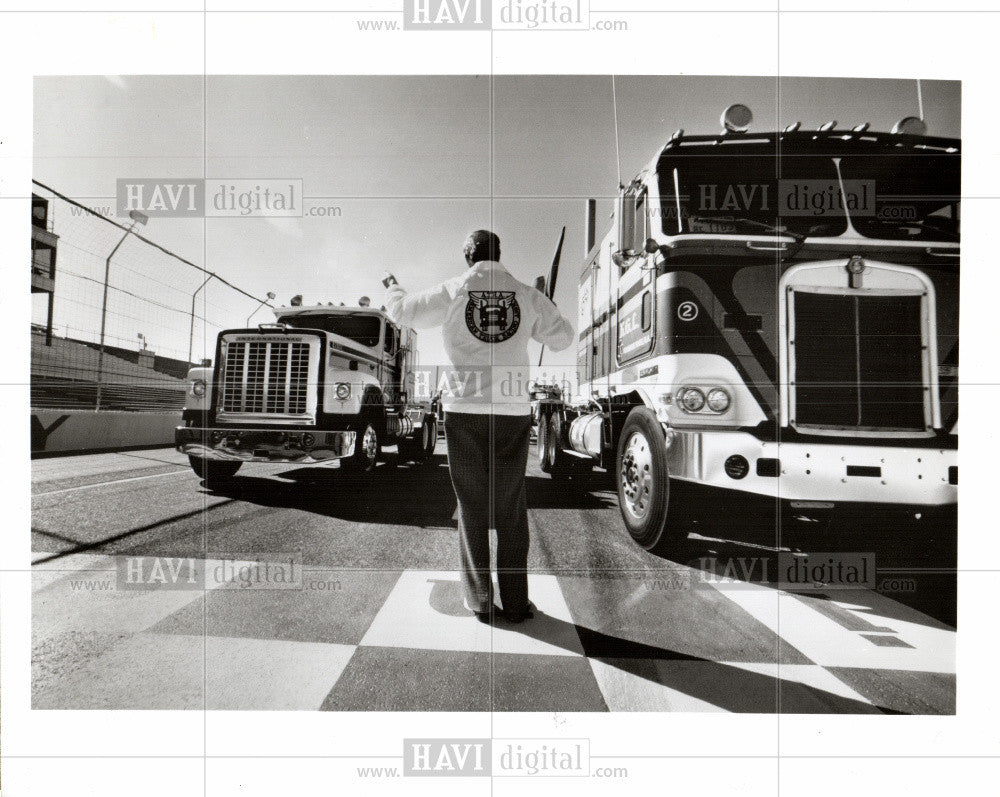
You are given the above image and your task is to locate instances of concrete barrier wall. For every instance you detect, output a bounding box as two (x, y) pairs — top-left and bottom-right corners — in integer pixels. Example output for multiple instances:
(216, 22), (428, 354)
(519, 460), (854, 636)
(32, 410), (180, 454)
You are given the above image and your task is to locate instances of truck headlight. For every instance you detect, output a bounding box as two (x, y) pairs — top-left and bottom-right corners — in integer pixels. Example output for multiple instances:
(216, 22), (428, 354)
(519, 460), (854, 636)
(706, 387), (731, 412)
(678, 387), (706, 413)
(191, 379), (206, 397)
(335, 382), (351, 400)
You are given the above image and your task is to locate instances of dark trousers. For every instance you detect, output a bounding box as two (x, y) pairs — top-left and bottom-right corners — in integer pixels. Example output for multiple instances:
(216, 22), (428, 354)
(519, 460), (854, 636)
(444, 412), (532, 614)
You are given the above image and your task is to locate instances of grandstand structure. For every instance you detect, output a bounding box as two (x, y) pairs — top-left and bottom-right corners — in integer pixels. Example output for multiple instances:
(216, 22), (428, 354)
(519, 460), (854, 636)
(29, 182), (271, 415)
(31, 327), (188, 411)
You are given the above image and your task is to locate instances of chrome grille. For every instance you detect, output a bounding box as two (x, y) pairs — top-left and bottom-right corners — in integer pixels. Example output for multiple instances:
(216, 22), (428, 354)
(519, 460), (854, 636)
(791, 291), (927, 432)
(221, 340), (311, 415)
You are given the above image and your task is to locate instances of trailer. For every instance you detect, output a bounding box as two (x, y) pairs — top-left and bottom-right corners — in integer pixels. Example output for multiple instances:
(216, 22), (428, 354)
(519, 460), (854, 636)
(537, 105), (959, 551)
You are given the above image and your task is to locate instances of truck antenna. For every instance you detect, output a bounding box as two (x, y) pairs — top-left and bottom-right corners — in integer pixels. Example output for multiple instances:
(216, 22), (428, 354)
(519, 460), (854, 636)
(832, 157), (860, 238)
(916, 78), (925, 121)
(612, 76), (623, 190)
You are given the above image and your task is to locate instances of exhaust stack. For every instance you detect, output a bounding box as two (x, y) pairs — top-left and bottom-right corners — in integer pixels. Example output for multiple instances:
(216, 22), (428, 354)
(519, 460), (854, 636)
(585, 198), (597, 255)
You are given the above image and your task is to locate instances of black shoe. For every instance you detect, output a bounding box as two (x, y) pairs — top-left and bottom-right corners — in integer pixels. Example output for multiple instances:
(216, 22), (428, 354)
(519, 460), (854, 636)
(502, 602), (535, 623)
(473, 608), (495, 624)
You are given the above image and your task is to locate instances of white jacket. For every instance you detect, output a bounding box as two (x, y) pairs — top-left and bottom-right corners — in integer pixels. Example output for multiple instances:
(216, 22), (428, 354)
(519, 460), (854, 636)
(385, 260), (574, 415)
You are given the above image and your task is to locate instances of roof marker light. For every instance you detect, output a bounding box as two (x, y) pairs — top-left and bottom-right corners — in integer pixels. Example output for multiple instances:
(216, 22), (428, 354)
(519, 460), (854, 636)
(852, 122), (870, 132)
(721, 104), (753, 134)
(783, 121), (801, 132)
(892, 116), (927, 135)
(819, 120), (837, 131)
(670, 128), (684, 141)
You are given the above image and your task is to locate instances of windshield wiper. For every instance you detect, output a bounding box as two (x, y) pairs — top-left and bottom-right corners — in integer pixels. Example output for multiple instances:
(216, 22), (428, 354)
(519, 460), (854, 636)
(858, 217), (960, 242)
(731, 218), (805, 242)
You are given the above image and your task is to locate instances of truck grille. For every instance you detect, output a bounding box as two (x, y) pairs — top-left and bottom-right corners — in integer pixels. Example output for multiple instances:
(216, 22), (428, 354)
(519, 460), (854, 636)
(220, 340), (311, 415)
(791, 291), (927, 432)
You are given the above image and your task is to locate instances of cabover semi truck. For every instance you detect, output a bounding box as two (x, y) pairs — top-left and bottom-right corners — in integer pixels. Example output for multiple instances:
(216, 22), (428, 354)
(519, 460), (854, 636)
(536, 105), (959, 551)
(176, 296), (437, 480)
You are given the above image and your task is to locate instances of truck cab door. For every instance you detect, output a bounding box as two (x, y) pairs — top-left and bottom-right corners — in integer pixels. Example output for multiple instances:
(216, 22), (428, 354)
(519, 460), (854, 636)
(400, 328), (417, 403)
(380, 321), (402, 403)
(615, 185), (655, 363)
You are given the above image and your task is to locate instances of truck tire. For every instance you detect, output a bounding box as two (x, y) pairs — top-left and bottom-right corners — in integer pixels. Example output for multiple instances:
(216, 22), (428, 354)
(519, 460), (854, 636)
(418, 415), (438, 460)
(341, 420), (380, 473)
(538, 413), (571, 478)
(188, 456), (241, 482)
(400, 415), (437, 463)
(537, 411), (555, 472)
(615, 407), (677, 552)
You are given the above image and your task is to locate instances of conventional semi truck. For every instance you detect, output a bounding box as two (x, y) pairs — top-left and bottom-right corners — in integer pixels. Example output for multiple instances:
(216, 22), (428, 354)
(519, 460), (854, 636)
(176, 296), (437, 481)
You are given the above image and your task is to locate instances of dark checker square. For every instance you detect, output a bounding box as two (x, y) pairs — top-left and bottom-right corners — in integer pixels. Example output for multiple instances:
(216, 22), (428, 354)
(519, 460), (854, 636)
(320, 647), (492, 711)
(490, 652), (608, 712)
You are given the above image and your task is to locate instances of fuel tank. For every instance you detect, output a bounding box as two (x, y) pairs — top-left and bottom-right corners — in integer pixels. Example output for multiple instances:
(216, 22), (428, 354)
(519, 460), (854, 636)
(568, 412), (604, 458)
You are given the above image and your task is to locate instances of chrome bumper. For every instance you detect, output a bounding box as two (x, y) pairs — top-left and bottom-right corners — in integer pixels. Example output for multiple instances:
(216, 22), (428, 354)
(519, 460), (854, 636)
(665, 428), (957, 506)
(176, 427), (355, 464)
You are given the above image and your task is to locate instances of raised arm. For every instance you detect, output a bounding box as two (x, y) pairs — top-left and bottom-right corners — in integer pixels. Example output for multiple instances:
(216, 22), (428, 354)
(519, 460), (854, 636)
(385, 281), (453, 329)
(530, 291), (574, 352)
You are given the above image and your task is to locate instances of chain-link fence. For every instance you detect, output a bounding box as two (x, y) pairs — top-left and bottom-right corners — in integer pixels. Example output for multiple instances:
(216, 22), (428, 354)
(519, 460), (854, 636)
(30, 181), (273, 412)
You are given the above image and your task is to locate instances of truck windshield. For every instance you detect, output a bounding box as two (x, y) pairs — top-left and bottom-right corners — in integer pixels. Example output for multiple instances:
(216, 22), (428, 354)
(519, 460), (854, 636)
(276, 314), (382, 347)
(658, 143), (959, 242)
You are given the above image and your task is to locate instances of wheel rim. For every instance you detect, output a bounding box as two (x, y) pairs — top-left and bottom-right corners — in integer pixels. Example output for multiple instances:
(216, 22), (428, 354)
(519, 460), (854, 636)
(620, 431), (654, 521)
(360, 425), (378, 465)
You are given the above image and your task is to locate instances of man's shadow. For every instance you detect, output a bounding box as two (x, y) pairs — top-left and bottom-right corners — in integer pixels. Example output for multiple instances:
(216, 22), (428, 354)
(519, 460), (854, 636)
(427, 577), (896, 714)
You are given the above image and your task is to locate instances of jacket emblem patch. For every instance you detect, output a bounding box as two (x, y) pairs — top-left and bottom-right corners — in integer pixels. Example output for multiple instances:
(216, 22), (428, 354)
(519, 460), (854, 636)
(465, 291), (521, 343)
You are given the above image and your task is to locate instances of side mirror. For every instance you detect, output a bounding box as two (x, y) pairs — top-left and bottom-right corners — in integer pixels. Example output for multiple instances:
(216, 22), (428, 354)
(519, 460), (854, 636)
(615, 193), (627, 252)
(644, 238), (660, 254)
(611, 250), (629, 270)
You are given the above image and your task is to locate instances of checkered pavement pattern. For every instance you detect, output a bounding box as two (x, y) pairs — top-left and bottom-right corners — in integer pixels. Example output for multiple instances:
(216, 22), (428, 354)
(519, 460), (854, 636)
(31, 553), (955, 713)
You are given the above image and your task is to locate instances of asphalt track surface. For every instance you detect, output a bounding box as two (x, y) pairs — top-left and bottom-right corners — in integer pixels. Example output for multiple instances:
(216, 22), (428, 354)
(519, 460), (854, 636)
(31, 444), (956, 713)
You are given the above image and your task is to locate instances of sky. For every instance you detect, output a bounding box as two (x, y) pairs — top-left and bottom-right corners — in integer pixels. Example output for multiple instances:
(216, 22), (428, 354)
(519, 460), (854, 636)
(33, 75), (960, 370)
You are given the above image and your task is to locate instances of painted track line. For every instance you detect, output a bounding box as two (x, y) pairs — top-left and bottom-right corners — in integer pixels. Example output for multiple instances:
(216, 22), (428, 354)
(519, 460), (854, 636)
(32, 468), (194, 497)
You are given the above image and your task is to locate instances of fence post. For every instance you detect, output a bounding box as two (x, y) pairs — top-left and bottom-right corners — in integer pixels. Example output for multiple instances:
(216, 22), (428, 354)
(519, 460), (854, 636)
(188, 274), (214, 367)
(95, 220), (139, 410)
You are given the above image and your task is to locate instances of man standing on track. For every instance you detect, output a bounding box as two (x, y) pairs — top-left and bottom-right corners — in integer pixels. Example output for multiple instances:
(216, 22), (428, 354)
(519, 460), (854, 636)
(385, 230), (574, 623)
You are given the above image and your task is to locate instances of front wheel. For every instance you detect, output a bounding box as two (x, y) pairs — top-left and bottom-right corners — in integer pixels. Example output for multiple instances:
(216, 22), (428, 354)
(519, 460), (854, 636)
(341, 421), (380, 473)
(616, 408), (676, 551)
(188, 456), (241, 482)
